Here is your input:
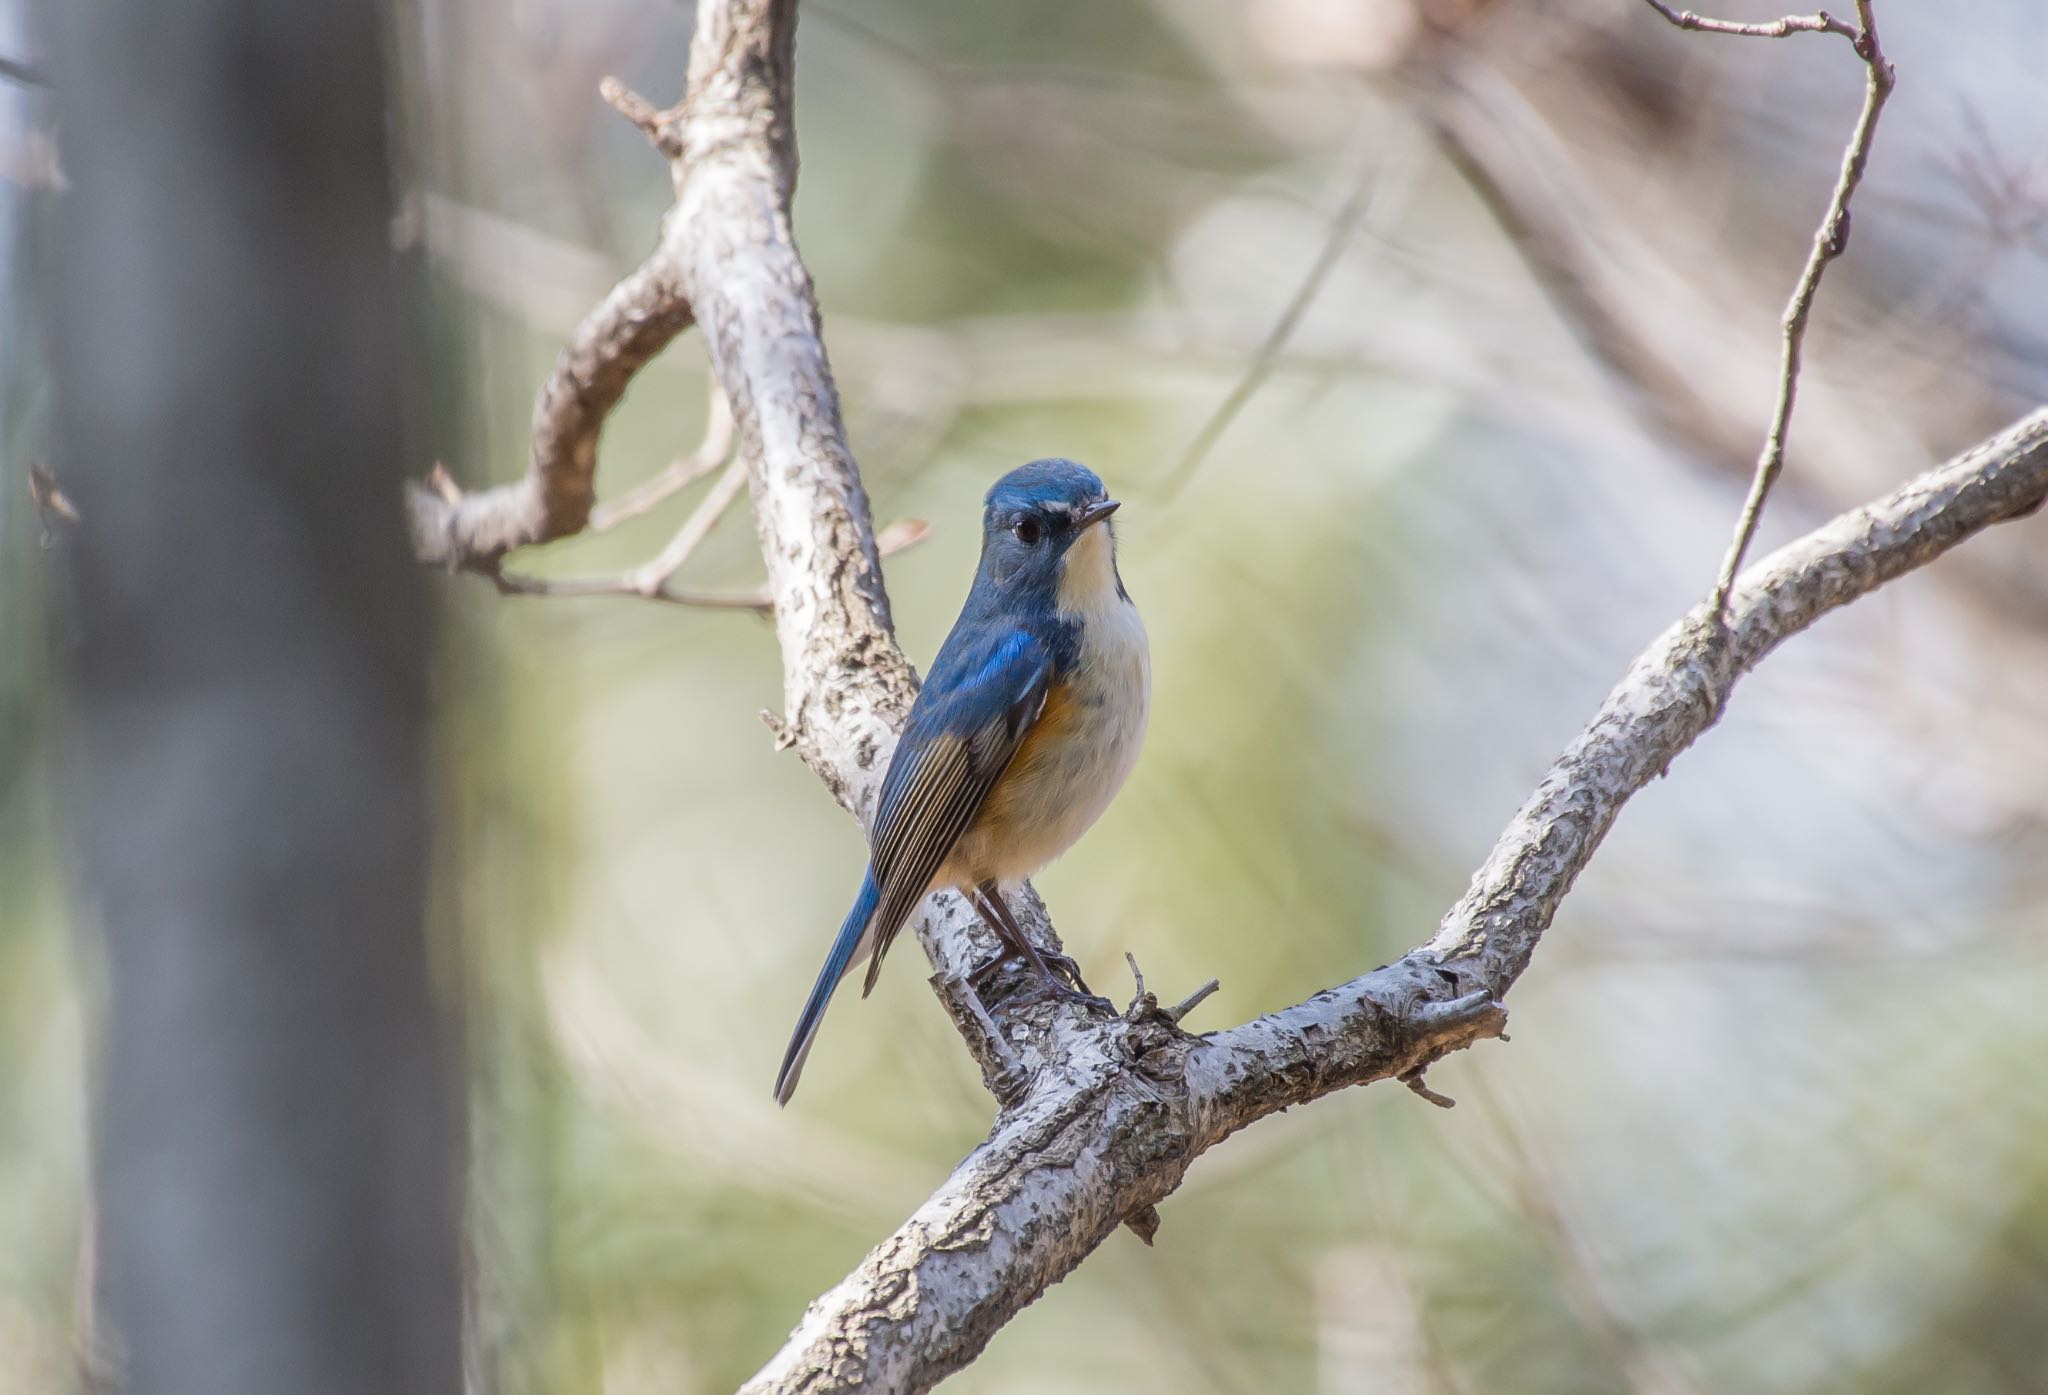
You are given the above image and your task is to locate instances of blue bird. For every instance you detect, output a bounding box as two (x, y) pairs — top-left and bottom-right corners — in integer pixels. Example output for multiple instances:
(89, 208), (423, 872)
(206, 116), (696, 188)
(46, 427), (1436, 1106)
(774, 459), (1150, 1104)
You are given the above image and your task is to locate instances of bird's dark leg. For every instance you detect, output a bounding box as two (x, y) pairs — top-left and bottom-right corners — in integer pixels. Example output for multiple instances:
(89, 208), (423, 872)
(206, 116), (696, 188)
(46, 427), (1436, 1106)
(964, 883), (1032, 979)
(966, 881), (1106, 1006)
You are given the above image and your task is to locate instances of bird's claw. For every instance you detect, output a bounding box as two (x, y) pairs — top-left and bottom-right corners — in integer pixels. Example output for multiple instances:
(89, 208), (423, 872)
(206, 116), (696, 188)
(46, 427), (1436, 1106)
(1042, 948), (1092, 994)
(967, 943), (1111, 1012)
(1041, 979), (1117, 1013)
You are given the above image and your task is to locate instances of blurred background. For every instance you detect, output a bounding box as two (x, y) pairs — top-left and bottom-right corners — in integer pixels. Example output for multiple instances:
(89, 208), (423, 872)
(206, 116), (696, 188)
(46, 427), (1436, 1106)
(5, 0), (2048, 1392)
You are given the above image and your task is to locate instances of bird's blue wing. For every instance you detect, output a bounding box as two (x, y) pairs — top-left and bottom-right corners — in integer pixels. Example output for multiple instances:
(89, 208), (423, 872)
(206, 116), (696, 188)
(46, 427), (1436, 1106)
(771, 623), (1050, 1103)
(860, 625), (1052, 993)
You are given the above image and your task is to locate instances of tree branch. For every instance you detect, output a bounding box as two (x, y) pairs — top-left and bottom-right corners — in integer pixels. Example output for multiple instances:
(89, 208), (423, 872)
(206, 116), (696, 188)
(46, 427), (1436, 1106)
(742, 406), (2048, 1394)
(588, 380), (735, 533)
(1639, 4), (1855, 40)
(410, 0), (2038, 1387)
(1635, 0), (1898, 611)
(405, 239), (694, 568)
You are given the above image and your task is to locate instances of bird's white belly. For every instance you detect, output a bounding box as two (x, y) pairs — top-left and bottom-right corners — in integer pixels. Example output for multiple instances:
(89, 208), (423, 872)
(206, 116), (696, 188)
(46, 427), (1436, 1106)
(948, 592), (1149, 886)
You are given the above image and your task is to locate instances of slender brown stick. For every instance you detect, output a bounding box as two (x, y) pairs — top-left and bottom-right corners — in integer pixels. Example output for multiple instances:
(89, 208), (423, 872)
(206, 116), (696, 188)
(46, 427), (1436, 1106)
(1638, 0), (1897, 613)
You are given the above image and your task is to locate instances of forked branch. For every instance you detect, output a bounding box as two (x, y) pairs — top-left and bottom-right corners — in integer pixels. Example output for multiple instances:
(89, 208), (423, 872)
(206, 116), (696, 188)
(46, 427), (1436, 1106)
(413, 0), (2042, 1390)
(1637, 0), (1898, 611)
(739, 408), (2048, 1395)
(406, 245), (695, 568)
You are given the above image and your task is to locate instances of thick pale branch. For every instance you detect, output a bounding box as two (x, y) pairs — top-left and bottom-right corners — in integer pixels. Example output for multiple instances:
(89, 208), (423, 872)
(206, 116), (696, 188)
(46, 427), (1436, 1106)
(407, 241), (694, 568)
(663, 0), (1085, 1095)
(742, 407), (2048, 1395)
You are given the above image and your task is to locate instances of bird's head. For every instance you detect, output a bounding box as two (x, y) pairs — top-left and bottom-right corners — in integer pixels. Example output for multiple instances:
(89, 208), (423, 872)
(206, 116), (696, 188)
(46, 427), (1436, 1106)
(977, 459), (1125, 613)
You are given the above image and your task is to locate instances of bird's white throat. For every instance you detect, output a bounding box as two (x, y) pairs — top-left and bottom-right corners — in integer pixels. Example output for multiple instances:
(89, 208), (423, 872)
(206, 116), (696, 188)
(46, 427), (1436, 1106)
(1055, 521), (1125, 620)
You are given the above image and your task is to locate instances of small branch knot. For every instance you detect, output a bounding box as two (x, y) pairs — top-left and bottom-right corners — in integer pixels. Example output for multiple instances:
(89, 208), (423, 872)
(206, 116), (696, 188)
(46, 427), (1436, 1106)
(1401, 1070), (1459, 1109)
(600, 76), (686, 159)
(760, 709), (799, 752)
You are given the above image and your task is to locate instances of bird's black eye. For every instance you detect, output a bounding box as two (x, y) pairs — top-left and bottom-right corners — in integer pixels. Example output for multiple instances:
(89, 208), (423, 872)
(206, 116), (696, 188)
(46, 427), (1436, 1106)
(1013, 516), (1043, 546)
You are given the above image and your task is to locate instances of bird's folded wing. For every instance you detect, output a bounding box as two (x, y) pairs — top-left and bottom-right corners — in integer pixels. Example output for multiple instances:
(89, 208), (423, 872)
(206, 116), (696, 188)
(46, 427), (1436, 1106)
(861, 627), (1051, 993)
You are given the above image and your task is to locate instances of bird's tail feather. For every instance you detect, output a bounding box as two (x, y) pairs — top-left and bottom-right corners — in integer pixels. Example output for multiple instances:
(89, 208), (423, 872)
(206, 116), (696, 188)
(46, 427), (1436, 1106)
(773, 870), (882, 1106)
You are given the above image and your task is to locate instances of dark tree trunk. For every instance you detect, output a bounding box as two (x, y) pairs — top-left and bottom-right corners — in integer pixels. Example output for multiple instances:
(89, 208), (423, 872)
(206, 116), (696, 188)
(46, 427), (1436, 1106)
(43, 4), (462, 1394)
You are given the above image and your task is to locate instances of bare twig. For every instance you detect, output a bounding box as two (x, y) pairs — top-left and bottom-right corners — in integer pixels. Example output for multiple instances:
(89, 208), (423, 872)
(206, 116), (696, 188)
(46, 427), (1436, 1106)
(496, 457), (749, 600)
(1640, 3), (1855, 40)
(1164, 978), (1220, 1024)
(1400, 1071), (1457, 1109)
(405, 240), (695, 570)
(599, 76), (685, 159)
(1637, 0), (1898, 612)
(589, 382), (736, 532)
(487, 508), (928, 611)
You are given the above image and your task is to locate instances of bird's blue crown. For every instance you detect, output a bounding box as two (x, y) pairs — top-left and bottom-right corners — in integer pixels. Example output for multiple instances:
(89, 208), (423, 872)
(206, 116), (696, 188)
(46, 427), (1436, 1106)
(983, 459), (1106, 528)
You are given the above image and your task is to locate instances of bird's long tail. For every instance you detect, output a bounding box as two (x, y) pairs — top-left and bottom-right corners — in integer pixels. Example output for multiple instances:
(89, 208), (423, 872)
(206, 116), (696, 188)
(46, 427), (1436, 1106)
(773, 870), (882, 1105)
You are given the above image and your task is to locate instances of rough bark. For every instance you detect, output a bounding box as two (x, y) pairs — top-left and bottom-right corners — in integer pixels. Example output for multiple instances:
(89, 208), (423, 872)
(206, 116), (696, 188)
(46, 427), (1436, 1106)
(735, 409), (2048, 1394)
(385, 0), (2048, 1387)
(46, 3), (463, 1393)
(406, 229), (695, 568)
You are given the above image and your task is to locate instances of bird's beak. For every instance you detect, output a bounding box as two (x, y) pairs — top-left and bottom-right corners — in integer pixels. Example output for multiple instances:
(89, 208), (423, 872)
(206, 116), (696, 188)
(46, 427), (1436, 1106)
(1077, 498), (1121, 529)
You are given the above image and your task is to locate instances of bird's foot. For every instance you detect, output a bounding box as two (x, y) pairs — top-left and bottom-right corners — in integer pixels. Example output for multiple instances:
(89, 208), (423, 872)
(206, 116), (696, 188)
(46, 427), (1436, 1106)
(968, 944), (1113, 1013)
(1035, 977), (1117, 1013)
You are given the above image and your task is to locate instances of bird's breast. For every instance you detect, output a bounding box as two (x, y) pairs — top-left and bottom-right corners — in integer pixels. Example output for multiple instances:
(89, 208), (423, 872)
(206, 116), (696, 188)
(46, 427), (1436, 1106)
(948, 591), (1149, 885)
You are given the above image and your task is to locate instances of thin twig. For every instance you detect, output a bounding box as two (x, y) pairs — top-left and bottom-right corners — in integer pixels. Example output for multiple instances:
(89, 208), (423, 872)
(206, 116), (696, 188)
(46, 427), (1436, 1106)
(487, 568), (769, 609)
(635, 458), (751, 588)
(495, 458), (750, 603)
(590, 383), (735, 532)
(1640, 3), (1855, 40)
(494, 499), (930, 610)
(599, 76), (686, 159)
(1400, 1070), (1458, 1110)
(1153, 159), (1377, 505)
(1165, 978), (1221, 1025)
(1641, 0), (1897, 613)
